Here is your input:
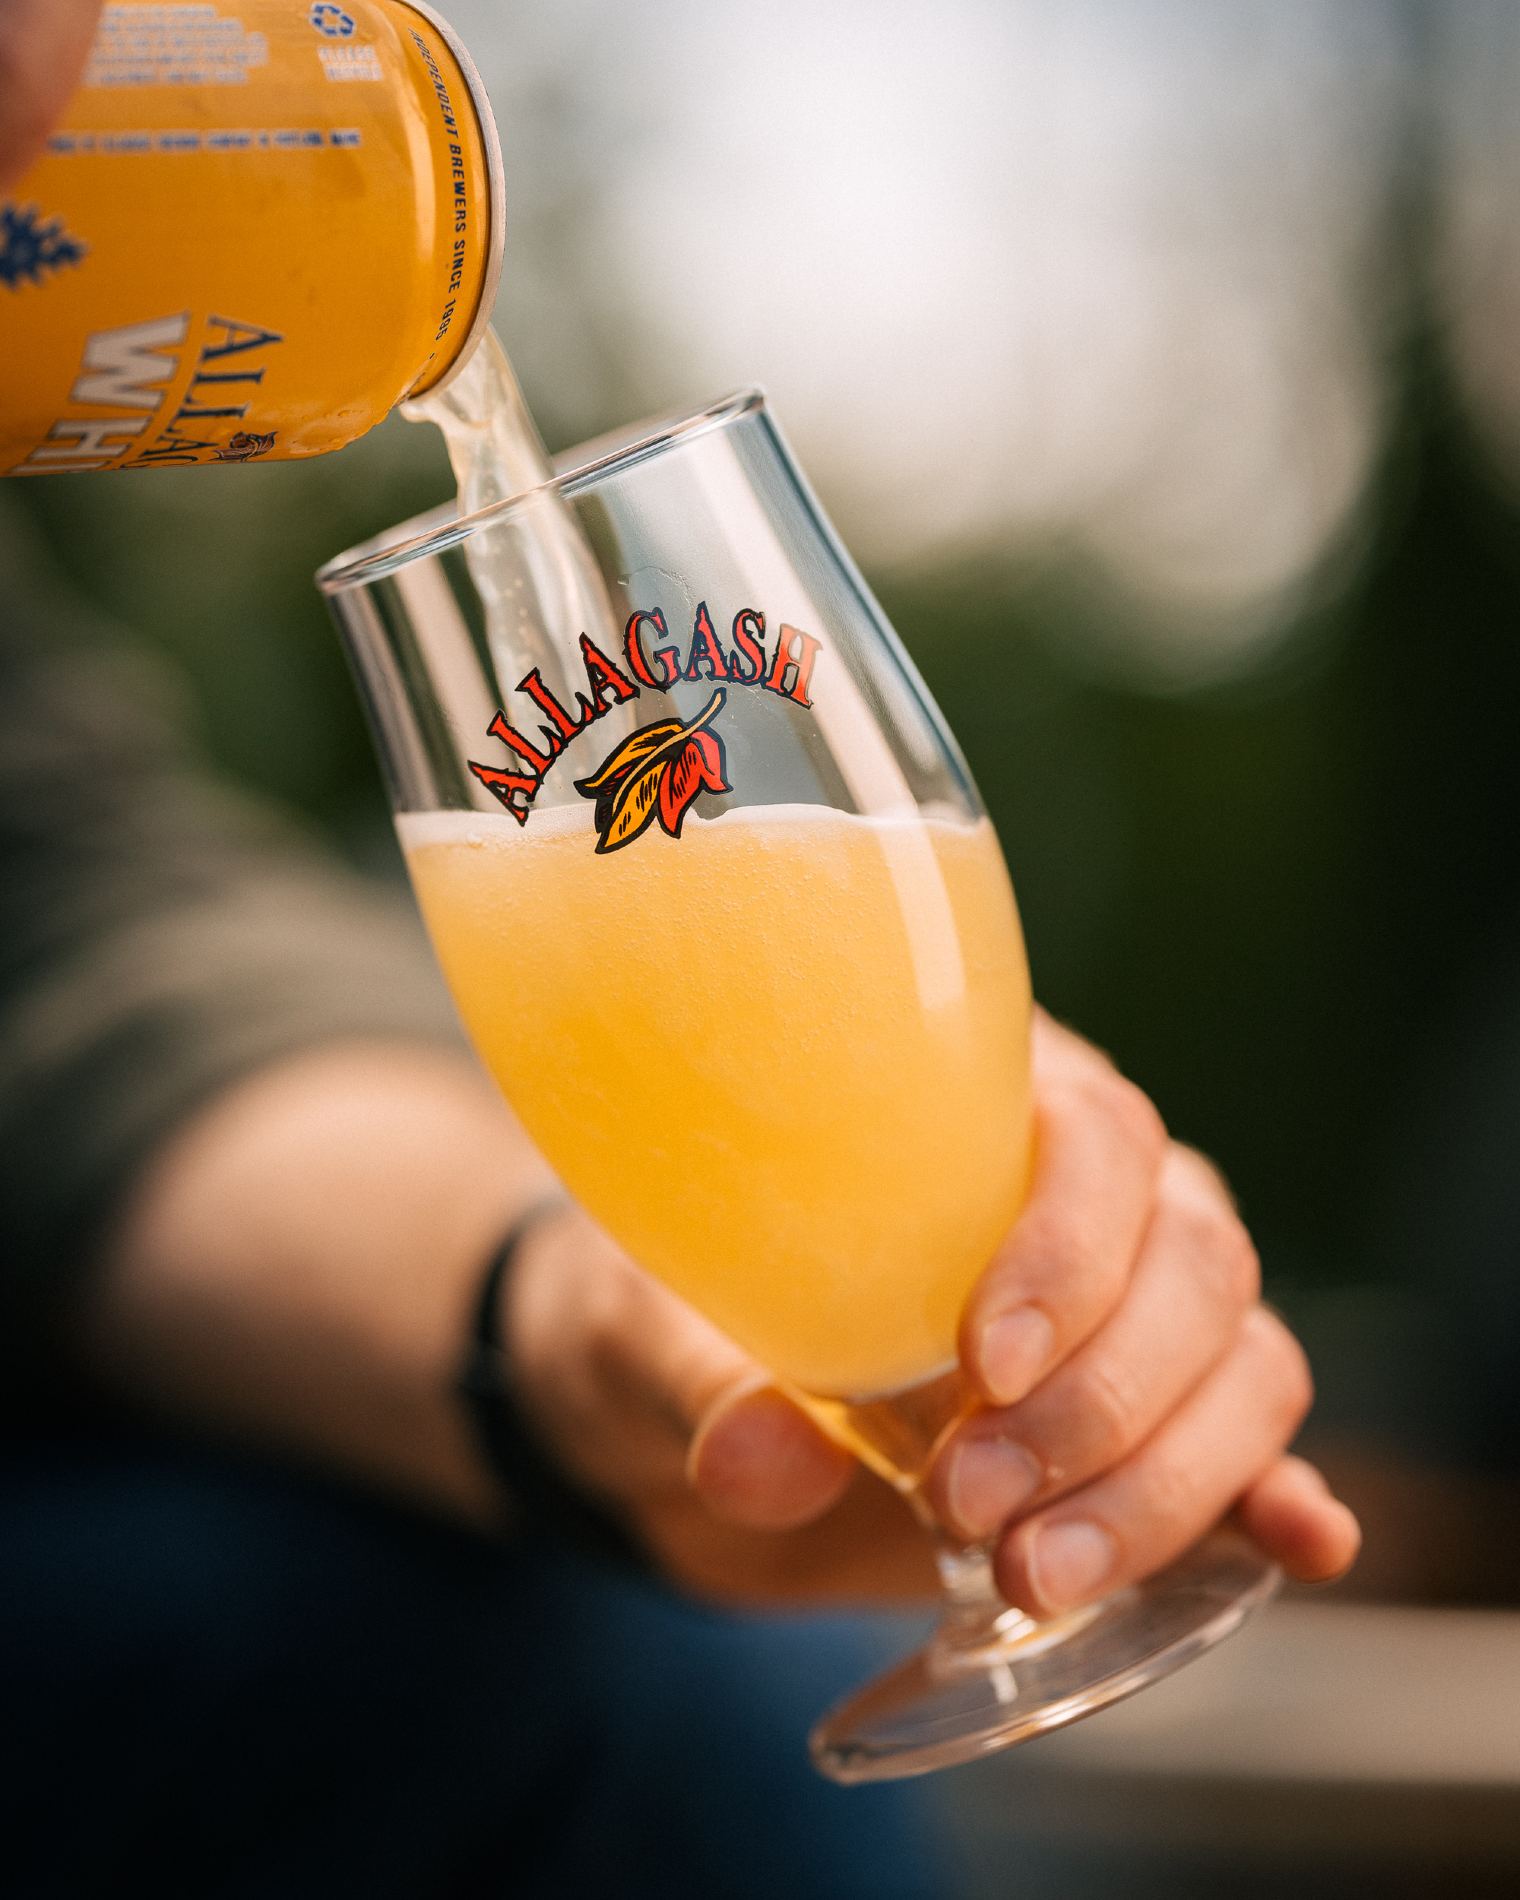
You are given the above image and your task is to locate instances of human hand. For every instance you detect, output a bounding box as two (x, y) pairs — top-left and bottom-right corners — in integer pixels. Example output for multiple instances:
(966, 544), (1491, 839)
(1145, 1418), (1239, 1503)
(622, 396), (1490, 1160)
(927, 1010), (1360, 1613)
(505, 1009), (1360, 1609)
(0, 0), (103, 191)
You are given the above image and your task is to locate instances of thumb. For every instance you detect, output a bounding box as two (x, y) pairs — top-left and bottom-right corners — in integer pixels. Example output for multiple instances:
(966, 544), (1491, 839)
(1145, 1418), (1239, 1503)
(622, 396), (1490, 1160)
(0, 0), (105, 191)
(687, 1380), (856, 1530)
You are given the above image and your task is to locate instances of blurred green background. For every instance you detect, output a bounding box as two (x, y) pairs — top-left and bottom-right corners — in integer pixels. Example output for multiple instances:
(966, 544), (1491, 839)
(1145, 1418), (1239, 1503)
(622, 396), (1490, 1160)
(7, 0), (1520, 1545)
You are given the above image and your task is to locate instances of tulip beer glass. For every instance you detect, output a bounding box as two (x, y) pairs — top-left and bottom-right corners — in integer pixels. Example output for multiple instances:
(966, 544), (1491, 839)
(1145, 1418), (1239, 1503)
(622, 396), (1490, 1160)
(319, 392), (1276, 1780)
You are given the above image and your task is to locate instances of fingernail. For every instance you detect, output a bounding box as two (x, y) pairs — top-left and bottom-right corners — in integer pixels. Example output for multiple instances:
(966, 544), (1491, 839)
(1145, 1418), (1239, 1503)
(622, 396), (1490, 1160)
(1028, 1520), (1117, 1611)
(688, 1383), (852, 1530)
(979, 1305), (1055, 1405)
(946, 1437), (1042, 1542)
(686, 1379), (778, 1481)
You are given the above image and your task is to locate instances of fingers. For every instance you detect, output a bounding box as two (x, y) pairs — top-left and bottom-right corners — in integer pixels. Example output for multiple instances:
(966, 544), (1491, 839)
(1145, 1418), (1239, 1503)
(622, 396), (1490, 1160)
(515, 1212), (855, 1532)
(993, 1306), (1314, 1615)
(612, 1290), (857, 1531)
(688, 1384), (856, 1530)
(608, 1269), (857, 1528)
(948, 1020), (1356, 1603)
(1236, 1454), (1362, 1582)
(931, 1143), (1260, 1541)
(621, 1282), (858, 1529)
(960, 1013), (1169, 1407)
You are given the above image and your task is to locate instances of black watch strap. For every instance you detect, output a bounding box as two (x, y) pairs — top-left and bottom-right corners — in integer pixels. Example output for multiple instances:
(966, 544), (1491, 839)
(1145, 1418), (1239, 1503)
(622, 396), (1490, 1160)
(456, 1194), (647, 1571)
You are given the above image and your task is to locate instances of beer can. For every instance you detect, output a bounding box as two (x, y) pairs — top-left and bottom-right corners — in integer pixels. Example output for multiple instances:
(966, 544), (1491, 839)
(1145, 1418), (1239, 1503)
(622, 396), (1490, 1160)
(0, 2), (504, 475)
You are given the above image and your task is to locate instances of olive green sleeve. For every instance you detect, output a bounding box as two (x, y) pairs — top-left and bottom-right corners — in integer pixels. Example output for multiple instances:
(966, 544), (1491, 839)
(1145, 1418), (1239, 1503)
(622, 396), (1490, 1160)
(0, 555), (461, 1343)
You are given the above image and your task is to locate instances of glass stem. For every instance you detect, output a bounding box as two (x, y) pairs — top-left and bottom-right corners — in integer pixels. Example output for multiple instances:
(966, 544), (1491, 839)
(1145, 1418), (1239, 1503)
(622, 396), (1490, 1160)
(815, 1366), (1039, 1658)
(931, 1532), (1039, 1660)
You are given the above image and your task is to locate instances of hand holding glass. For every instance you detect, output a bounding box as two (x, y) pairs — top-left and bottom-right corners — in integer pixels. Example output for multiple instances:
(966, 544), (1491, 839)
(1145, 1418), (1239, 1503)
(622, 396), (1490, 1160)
(320, 393), (1276, 1781)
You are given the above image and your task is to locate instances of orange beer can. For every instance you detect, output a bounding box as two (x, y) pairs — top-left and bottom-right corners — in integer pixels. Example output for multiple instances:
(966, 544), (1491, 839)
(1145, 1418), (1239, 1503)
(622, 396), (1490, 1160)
(0, 1), (503, 475)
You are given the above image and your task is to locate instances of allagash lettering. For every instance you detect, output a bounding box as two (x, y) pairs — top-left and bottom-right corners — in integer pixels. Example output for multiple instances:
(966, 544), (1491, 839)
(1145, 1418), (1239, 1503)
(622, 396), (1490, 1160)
(467, 603), (821, 836)
(15, 312), (284, 471)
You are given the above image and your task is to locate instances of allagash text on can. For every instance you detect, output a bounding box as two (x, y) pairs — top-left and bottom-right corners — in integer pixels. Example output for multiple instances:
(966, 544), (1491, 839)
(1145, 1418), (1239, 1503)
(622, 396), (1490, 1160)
(0, 2), (504, 475)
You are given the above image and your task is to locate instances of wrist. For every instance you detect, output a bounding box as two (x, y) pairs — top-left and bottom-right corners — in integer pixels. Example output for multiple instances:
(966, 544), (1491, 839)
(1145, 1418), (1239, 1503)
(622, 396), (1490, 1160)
(460, 1196), (648, 1567)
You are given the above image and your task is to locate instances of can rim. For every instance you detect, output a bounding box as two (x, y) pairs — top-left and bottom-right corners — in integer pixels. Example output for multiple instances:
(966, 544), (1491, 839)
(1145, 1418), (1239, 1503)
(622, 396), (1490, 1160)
(317, 386), (767, 594)
(400, 1), (507, 395)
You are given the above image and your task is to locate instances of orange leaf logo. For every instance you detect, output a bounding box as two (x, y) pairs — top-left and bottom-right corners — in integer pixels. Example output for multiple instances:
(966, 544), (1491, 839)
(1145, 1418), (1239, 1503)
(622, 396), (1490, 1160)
(573, 689), (732, 853)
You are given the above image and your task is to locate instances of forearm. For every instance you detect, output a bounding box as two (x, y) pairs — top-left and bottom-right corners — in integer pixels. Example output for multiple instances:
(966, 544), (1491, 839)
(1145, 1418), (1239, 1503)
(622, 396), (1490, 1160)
(77, 1043), (557, 1525)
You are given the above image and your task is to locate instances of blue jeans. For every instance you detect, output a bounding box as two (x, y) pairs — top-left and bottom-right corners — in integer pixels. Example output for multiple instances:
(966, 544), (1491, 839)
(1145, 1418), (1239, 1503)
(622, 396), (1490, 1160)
(0, 1417), (950, 1898)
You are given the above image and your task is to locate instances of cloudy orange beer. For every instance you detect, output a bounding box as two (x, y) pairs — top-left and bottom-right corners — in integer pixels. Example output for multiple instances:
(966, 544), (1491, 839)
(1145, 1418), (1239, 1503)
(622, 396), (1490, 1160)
(402, 801), (1035, 1418)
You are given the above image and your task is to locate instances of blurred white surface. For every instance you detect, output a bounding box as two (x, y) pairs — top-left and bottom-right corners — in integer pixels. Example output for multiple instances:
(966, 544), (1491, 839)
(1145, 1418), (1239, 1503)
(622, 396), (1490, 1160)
(1031, 1600), (1520, 1786)
(955, 1602), (1520, 1862)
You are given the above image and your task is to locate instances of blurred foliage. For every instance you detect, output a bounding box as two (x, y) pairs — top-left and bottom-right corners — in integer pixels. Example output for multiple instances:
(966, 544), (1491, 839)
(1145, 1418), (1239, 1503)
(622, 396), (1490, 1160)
(891, 343), (1520, 1293)
(1, 423), (445, 874)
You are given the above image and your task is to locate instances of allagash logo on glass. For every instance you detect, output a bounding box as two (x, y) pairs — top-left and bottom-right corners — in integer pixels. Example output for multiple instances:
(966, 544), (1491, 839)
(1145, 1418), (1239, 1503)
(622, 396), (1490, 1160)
(0, 205), (86, 292)
(310, 4), (357, 37)
(466, 601), (823, 854)
(575, 691), (731, 855)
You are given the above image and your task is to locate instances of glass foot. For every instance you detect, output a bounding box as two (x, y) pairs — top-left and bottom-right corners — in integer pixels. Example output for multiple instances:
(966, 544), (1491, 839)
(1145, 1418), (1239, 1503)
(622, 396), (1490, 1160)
(810, 1529), (1279, 1783)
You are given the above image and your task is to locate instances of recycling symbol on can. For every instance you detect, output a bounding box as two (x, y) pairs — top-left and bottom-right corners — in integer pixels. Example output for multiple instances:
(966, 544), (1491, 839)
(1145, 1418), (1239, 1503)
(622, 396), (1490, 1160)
(310, 4), (356, 37)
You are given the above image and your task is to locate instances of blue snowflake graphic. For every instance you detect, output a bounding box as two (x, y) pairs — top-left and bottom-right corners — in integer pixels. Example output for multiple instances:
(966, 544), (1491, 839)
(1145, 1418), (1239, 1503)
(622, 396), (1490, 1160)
(0, 204), (87, 291)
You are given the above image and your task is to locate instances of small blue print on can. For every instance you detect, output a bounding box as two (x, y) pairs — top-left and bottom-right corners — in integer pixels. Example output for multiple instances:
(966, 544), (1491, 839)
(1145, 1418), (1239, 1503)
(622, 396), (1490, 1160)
(0, 205), (87, 291)
(310, 5), (356, 37)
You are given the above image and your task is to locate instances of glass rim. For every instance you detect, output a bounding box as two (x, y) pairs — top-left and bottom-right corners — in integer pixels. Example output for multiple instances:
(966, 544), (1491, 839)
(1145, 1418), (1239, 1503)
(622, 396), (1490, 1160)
(317, 385), (766, 596)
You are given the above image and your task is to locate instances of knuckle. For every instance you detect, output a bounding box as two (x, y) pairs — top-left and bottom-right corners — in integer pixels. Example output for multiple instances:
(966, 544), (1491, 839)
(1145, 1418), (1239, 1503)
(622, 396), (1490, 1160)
(1035, 1014), (1113, 1083)
(1164, 1150), (1260, 1309)
(1141, 1449), (1200, 1534)
(1170, 1142), (1240, 1212)
(1003, 1201), (1107, 1301)
(1281, 1336), (1315, 1430)
(1069, 1355), (1144, 1467)
(1197, 1207), (1261, 1310)
(1227, 1228), (1263, 1309)
(1048, 1201), (1103, 1280)
(1033, 1074), (1093, 1139)
(1104, 1073), (1168, 1159)
(1249, 1308), (1315, 1431)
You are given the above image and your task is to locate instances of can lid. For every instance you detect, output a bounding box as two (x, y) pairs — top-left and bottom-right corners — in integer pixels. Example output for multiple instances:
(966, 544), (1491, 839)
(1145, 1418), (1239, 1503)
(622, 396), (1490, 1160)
(402, 2), (507, 394)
